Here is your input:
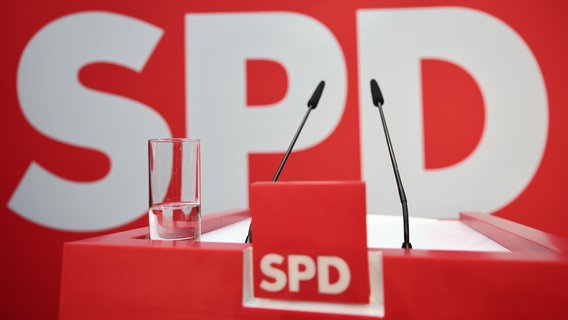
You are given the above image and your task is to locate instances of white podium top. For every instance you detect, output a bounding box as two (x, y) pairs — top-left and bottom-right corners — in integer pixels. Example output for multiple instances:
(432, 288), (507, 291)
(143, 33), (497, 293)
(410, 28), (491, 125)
(200, 215), (509, 252)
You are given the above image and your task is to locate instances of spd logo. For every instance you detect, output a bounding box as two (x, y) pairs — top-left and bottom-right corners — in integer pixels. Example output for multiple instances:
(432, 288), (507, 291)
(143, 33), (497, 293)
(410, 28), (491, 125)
(249, 181), (370, 303)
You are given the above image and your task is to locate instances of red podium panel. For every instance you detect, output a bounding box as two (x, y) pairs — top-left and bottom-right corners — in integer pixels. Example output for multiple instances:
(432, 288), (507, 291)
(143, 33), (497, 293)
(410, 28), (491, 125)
(250, 181), (370, 304)
(59, 211), (568, 320)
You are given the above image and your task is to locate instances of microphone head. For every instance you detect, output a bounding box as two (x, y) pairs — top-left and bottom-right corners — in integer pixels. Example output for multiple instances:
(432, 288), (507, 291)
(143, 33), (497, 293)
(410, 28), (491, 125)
(370, 79), (384, 107)
(307, 81), (325, 109)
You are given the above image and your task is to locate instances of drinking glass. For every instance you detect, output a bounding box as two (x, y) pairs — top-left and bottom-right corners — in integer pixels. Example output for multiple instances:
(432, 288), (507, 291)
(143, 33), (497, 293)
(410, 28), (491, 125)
(148, 138), (201, 240)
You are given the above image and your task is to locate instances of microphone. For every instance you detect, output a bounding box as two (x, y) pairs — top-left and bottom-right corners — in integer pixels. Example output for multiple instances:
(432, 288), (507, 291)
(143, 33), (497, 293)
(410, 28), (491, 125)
(245, 81), (325, 243)
(369, 79), (412, 249)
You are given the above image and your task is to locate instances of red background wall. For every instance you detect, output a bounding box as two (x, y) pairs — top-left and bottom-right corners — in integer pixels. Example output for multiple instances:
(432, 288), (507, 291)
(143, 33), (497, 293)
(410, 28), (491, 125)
(2, 1), (567, 319)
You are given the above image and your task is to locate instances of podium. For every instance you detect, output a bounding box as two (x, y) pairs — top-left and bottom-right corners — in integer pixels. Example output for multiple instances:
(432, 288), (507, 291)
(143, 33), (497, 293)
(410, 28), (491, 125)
(59, 210), (568, 319)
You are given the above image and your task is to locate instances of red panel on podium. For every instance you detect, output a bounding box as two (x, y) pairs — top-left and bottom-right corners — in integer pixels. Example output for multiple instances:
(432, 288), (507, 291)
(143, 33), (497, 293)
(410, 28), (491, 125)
(59, 211), (568, 320)
(250, 181), (370, 304)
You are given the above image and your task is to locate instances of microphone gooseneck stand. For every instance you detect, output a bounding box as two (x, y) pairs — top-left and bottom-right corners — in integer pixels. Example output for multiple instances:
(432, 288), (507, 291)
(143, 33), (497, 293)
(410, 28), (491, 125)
(370, 79), (412, 249)
(245, 81), (325, 243)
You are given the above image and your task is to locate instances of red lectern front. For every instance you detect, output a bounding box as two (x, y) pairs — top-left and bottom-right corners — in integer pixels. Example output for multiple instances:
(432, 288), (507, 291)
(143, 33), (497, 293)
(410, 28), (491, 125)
(59, 182), (568, 320)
